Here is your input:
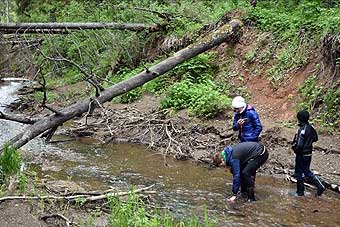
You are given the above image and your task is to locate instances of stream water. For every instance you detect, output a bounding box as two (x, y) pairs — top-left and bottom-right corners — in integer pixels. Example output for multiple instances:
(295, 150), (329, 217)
(0, 80), (339, 227)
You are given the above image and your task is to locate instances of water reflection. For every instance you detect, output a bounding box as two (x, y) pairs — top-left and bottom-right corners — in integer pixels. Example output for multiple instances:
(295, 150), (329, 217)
(28, 139), (340, 227)
(0, 80), (340, 227)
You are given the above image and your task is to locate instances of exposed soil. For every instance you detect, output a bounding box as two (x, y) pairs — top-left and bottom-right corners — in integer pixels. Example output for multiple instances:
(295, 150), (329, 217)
(1, 25), (340, 226)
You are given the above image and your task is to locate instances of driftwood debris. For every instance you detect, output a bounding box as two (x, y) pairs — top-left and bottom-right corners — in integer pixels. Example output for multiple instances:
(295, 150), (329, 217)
(0, 184), (156, 203)
(40, 213), (72, 227)
(0, 22), (165, 34)
(1, 19), (242, 152)
(65, 107), (233, 160)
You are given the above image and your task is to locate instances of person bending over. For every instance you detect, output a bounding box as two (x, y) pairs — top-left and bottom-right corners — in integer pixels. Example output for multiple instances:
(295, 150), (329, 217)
(213, 141), (268, 202)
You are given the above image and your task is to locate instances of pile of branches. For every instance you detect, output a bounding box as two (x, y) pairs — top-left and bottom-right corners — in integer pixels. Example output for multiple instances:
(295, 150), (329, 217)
(66, 107), (234, 161)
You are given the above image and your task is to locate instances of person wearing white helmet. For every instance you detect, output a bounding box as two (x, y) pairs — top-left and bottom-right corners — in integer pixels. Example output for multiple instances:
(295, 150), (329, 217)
(231, 96), (262, 142)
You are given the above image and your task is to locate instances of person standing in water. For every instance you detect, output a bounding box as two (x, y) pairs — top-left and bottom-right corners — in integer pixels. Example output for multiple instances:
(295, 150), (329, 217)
(292, 110), (325, 197)
(213, 141), (268, 202)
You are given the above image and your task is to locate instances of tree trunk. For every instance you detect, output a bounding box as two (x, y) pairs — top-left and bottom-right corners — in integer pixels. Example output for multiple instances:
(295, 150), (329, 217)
(2, 19), (242, 152)
(0, 22), (165, 34)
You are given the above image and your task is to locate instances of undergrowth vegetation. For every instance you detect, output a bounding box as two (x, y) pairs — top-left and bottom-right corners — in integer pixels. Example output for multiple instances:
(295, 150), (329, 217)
(108, 191), (215, 227)
(298, 75), (340, 131)
(8, 0), (340, 124)
(0, 145), (26, 193)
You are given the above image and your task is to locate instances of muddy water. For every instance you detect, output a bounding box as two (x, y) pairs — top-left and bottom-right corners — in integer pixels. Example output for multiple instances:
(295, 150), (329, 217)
(1, 80), (340, 227)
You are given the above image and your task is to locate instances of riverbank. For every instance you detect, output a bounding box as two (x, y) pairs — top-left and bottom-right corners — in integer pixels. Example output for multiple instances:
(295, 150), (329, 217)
(54, 92), (340, 191)
(1, 82), (340, 227)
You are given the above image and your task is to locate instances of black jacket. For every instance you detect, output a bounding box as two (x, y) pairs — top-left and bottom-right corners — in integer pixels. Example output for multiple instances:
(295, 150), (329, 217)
(292, 123), (318, 155)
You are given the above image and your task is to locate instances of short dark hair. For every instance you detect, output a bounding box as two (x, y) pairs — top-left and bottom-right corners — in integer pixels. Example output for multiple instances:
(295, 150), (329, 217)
(297, 110), (309, 123)
(212, 153), (222, 166)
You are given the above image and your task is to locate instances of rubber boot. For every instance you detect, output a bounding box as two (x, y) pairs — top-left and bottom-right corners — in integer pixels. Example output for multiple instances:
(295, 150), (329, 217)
(240, 180), (247, 198)
(311, 176), (325, 197)
(247, 187), (256, 202)
(296, 179), (305, 196)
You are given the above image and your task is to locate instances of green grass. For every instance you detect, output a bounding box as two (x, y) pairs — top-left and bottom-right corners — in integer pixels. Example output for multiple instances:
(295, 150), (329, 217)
(108, 191), (215, 227)
(0, 145), (21, 177)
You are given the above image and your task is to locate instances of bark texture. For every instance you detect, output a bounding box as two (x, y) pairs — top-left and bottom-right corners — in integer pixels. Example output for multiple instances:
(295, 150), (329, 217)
(2, 19), (242, 152)
(0, 22), (164, 33)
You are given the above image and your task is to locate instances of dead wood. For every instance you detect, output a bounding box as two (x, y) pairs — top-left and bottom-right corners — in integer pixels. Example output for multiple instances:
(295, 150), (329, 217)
(0, 22), (165, 34)
(285, 174), (340, 194)
(1, 19), (242, 152)
(40, 213), (72, 227)
(67, 107), (233, 161)
(0, 111), (39, 124)
(0, 39), (43, 45)
(0, 184), (156, 203)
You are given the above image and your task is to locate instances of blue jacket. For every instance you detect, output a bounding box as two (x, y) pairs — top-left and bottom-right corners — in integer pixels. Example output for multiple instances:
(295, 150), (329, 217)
(222, 143), (264, 194)
(222, 146), (241, 194)
(232, 104), (262, 142)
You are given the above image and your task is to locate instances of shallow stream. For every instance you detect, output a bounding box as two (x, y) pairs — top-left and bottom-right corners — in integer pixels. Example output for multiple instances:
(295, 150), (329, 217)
(0, 79), (339, 227)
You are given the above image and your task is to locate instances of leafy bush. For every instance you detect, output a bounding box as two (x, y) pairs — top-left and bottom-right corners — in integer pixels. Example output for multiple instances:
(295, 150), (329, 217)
(298, 76), (340, 130)
(322, 88), (340, 127)
(246, 0), (340, 37)
(298, 76), (322, 110)
(160, 79), (231, 118)
(119, 87), (142, 104)
(169, 53), (217, 83)
(0, 145), (21, 177)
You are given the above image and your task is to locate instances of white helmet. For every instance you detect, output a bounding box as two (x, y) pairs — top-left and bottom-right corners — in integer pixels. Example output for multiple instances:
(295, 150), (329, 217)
(231, 96), (246, 109)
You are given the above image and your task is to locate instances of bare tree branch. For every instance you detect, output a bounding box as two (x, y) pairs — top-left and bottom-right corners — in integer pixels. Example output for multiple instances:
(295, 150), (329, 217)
(1, 19), (242, 151)
(0, 111), (39, 124)
(0, 22), (165, 34)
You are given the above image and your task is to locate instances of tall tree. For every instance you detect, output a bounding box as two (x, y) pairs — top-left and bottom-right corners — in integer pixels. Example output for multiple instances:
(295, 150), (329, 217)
(1, 19), (242, 152)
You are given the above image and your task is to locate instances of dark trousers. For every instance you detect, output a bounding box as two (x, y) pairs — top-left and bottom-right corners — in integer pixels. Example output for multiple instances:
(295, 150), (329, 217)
(241, 150), (269, 189)
(294, 154), (325, 196)
(294, 154), (315, 180)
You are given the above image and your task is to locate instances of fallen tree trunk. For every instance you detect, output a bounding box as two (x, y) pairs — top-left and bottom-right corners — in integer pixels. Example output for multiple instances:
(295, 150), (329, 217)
(0, 111), (39, 124)
(0, 22), (164, 33)
(1, 19), (242, 152)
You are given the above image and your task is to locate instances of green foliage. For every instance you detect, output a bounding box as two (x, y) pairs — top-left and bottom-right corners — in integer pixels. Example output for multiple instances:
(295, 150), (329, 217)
(0, 145), (27, 192)
(159, 53), (230, 118)
(108, 192), (148, 227)
(170, 53), (218, 83)
(246, 0), (340, 38)
(109, 64), (158, 103)
(74, 197), (87, 207)
(269, 36), (310, 82)
(244, 49), (257, 63)
(0, 145), (21, 177)
(33, 91), (59, 103)
(160, 79), (231, 118)
(18, 173), (27, 193)
(120, 87), (142, 104)
(298, 76), (340, 130)
(298, 76), (323, 110)
(321, 88), (340, 128)
(143, 76), (171, 94)
(13, 0), (339, 122)
(108, 190), (215, 227)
